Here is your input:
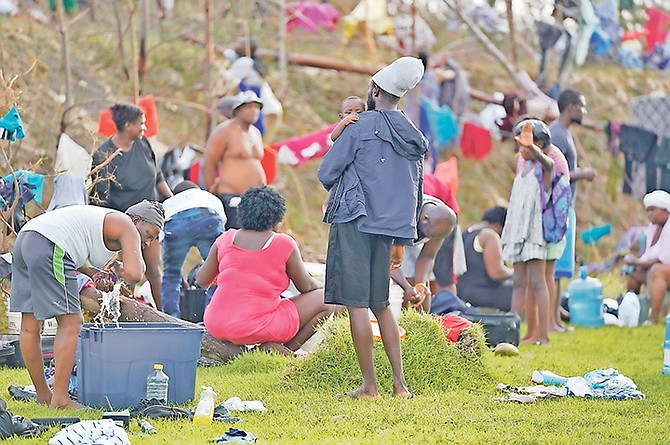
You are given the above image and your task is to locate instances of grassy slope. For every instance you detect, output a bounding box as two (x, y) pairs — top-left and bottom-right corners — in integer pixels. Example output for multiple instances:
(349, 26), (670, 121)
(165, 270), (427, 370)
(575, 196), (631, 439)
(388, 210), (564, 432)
(1, 3), (665, 264)
(1, 3), (670, 444)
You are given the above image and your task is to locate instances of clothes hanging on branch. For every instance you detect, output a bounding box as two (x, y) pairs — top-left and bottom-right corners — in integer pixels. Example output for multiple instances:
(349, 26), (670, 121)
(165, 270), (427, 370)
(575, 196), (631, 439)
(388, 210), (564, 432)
(286, 2), (339, 33)
(55, 133), (92, 178)
(618, 124), (658, 199)
(0, 106), (25, 142)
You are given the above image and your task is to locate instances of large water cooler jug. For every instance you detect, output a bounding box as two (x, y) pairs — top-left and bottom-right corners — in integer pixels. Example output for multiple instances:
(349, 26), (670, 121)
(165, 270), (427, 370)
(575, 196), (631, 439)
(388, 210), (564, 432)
(567, 266), (604, 327)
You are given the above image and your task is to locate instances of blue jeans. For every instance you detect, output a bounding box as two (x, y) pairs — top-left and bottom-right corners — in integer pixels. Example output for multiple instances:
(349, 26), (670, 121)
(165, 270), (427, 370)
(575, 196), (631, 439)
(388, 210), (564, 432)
(161, 208), (224, 317)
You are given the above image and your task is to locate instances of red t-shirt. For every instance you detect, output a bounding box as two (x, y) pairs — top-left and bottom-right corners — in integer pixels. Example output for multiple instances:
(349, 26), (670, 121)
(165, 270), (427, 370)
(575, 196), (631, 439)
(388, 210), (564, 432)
(423, 173), (460, 214)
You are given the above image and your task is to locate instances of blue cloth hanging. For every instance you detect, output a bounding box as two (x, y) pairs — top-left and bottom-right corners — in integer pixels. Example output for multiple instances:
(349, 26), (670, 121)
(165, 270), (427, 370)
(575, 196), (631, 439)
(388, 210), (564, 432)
(0, 170), (45, 207)
(0, 106), (25, 141)
(422, 98), (458, 148)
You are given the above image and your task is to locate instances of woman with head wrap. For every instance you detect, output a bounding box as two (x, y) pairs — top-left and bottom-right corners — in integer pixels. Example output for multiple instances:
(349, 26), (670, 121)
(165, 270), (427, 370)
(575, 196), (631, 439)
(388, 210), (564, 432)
(623, 190), (670, 323)
(90, 103), (173, 309)
(10, 202), (164, 409)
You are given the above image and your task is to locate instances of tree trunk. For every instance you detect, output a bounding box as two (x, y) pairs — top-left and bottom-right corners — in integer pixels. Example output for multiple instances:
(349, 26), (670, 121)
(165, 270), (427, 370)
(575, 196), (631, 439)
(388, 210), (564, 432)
(113, 0), (130, 80)
(204, 0), (214, 138)
(179, 31), (503, 105)
(441, 0), (522, 88)
(138, 0), (149, 95)
(79, 290), (244, 364)
(54, 0), (73, 107)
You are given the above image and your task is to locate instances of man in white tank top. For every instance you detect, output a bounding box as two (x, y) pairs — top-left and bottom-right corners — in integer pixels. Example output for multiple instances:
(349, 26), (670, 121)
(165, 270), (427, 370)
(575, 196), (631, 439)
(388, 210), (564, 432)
(10, 200), (164, 409)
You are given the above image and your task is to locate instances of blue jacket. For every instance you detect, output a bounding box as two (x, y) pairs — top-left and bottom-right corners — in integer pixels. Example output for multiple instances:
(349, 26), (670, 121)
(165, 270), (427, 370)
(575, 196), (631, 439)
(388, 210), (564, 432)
(317, 110), (428, 243)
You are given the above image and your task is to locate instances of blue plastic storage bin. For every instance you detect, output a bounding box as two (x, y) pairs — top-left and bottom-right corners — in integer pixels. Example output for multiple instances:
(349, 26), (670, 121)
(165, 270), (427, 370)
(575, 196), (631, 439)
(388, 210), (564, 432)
(76, 322), (204, 409)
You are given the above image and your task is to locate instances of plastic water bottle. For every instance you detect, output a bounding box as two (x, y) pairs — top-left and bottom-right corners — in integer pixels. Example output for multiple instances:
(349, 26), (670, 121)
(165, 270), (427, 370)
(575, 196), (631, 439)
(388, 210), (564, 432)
(193, 386), (216, 424)
(145, 363), (169, 402)
(531, 370), (568, 386)
(137, 418), (157, 434)
(663, 314), (670, 376)
(618, 292), (640, 328)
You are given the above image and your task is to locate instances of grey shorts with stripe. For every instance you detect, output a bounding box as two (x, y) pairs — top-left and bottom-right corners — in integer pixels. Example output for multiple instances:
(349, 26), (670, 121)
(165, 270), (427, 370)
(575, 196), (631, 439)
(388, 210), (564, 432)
(10, 230), (80, 320)
(324, 220), (392, 309)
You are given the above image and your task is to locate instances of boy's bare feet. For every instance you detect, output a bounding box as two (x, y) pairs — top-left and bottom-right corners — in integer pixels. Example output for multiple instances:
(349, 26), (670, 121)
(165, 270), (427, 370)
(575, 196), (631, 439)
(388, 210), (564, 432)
(336, 387), (381, 399)
(50, 398), (85, 410)
(393, 384), (413, 399)
(521, 337), (549, 345)
(36, 390), (53, 406)
(549, 323), (567, 333)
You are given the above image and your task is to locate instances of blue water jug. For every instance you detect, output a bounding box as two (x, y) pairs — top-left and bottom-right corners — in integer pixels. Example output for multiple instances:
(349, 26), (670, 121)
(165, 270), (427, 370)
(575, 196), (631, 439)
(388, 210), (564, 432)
(567, 266), (604, 327)
(663, 314), (670, 376)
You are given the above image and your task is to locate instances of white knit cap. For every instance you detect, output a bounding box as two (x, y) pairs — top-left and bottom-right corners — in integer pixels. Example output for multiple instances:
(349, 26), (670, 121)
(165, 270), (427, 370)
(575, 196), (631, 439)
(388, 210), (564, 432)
(643, 190), (670, 212)
(371, 57), (424, 98)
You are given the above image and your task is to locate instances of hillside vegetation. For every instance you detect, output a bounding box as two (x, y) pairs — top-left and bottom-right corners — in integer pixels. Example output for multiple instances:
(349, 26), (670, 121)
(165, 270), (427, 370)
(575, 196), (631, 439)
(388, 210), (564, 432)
(1, 1), (669, 271)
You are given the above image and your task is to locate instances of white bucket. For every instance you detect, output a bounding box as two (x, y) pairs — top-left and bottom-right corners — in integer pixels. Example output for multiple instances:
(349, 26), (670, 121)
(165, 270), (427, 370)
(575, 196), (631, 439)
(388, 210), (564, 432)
(369, 281), (404, 321)
(7, 311), (57, 335)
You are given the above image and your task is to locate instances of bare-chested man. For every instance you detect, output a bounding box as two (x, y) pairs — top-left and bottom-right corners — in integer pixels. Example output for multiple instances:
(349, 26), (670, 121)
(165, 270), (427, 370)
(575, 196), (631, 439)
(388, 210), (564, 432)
(202, 90), (266, 229)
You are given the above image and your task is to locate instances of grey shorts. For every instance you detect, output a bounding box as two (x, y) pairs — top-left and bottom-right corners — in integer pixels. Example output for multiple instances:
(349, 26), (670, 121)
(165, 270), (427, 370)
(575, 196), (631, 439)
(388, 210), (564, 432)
(10, 230), (80, 320)
(324, 221), (392, 308)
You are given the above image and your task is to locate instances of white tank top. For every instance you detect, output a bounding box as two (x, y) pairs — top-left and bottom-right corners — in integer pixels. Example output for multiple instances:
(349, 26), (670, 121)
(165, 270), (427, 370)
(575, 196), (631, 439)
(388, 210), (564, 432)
(22, 205), (118, 269)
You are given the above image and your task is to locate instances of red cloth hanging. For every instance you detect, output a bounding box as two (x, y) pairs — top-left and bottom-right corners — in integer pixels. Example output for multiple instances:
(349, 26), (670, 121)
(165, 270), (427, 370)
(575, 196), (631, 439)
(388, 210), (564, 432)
(137, 94), (159, 138)
(97, 95), (159, 137)
(645, 7), (670, 54)
(460, 121), (493, 161)
(433, 156), (459, 197)
(261, 145), (278, 184)
(272, 123), (337, 167)
(97, 108), (116, 138)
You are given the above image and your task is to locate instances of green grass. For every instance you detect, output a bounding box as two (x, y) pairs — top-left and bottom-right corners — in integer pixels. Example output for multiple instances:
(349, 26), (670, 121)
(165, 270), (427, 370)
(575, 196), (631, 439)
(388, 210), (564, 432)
(1, 311), (668, 444)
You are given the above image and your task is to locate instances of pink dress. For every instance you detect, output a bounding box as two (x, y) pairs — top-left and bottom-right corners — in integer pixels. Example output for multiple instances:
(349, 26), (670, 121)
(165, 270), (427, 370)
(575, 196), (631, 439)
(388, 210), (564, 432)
(203, 230), (300, 345)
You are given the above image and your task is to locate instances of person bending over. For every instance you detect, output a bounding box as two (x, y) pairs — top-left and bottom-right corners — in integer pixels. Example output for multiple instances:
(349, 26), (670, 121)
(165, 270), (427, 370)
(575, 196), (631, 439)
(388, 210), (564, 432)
(11, 201), (164, 409)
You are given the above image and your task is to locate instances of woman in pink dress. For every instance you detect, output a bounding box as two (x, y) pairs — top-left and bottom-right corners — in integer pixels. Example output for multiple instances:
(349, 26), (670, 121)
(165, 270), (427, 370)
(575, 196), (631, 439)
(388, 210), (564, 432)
(196, 185), (341, 354)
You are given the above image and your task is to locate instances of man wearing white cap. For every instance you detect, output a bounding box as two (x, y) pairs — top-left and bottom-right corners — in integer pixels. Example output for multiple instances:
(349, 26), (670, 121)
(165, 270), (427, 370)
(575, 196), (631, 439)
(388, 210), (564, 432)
(203, 90), (266, 229)
(623, 190), (670, 323)
(318, 56), (427, 399)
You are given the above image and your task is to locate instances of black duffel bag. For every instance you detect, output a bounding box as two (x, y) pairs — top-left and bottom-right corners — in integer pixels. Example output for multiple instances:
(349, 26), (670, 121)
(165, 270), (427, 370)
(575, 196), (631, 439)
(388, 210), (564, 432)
(458, 311), (521, 347)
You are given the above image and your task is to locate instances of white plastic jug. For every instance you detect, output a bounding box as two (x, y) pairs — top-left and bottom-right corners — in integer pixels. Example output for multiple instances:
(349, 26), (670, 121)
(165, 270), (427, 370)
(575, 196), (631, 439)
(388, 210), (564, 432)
(618, 292), (640, 328)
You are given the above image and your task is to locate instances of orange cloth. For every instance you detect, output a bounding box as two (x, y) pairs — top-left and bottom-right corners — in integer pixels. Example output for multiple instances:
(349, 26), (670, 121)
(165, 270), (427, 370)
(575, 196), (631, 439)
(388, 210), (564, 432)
(433, 157), (459, 197)
(137, 95), (159, 138)
(261, 146), (278, 184)
(97, 95), (159, 138)
(97, 109), (115, 137)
